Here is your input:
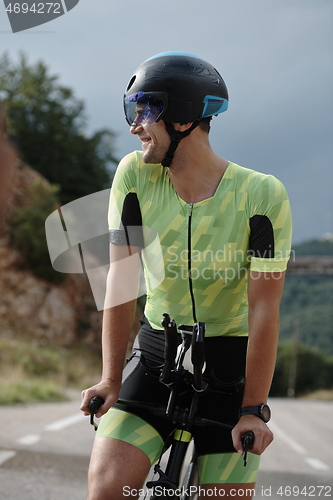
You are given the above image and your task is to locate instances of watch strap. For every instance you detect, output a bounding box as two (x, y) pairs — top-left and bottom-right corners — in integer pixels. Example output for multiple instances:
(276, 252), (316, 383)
(239, 404), (271, 422)
(240, 405), (262, 418)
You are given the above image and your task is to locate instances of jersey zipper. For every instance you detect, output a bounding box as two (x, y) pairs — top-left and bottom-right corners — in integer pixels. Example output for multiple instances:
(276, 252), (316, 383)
(188, 203), (198, 323)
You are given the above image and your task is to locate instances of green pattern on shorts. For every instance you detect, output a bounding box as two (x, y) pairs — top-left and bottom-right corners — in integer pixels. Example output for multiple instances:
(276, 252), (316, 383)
(198, 452), (260, 484)
(96, 408), (164, 465)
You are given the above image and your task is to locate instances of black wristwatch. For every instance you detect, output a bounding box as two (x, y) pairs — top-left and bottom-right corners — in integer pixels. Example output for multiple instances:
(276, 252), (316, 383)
(239, 404), (271, 423)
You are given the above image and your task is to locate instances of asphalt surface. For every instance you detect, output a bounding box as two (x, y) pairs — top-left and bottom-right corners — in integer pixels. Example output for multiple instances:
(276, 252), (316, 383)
(0, 395), (332, 499)
(256, 398), (333, 499)
(0, 391), (92, 499)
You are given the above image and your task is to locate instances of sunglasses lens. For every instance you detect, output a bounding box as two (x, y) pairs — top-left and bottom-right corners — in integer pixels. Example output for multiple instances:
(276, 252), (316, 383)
(124, 92), (164, 126)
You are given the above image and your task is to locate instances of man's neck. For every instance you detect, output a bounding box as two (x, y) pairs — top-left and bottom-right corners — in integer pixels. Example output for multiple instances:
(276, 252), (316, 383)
(166, 146), (229, 204)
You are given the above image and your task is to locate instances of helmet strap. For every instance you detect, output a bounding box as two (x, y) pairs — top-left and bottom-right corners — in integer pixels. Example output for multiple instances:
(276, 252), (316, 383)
(161, 121), (200, 168)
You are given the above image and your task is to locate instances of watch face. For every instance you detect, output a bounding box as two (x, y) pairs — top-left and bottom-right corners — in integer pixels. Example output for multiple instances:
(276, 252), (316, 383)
(261, 404), (271, 422)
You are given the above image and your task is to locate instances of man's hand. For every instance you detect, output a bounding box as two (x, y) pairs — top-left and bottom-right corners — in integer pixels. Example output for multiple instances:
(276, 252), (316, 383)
(232, 415), (274, 455)
(80, 379), (120, 418)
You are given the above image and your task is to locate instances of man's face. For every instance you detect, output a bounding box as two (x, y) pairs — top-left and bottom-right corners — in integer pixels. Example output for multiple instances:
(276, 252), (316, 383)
(130, 119), (170, 165)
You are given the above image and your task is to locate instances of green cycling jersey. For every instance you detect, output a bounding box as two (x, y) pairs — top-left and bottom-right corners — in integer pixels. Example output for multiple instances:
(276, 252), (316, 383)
(108, 151), (292, 336)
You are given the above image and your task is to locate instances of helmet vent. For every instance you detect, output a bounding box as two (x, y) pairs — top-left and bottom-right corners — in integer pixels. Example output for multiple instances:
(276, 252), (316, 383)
(202, 96), (228, 118)
(126, 76), (136, 92)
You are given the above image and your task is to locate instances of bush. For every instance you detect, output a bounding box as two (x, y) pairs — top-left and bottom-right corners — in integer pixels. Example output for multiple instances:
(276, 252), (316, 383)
(271, 342), (333, 397)
(0, 335), (102, 405)
(280, 275), (333, 354)
(0, 379), (67, 405)
(10, 181), (64, 282)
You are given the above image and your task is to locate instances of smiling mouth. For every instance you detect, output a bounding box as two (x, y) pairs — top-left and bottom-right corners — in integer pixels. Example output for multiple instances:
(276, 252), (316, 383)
(140, 137), (151, 148)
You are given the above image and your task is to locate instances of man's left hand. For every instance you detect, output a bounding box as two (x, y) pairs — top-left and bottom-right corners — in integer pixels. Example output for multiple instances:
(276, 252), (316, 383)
(232, 414), (274, 455)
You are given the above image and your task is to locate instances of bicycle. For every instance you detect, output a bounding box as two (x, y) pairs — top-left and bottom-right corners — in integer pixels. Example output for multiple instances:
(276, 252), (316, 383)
(89, 313), (254, 499)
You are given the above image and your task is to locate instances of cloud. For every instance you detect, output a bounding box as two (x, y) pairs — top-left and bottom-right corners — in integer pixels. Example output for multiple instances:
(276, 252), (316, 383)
(1, 0), (332, 242)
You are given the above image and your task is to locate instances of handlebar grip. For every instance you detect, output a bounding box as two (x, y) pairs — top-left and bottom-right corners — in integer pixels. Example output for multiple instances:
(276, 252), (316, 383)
(89, 396), (105, 416)
(243, 430), (254, 450)
(242, 430), (254, 466)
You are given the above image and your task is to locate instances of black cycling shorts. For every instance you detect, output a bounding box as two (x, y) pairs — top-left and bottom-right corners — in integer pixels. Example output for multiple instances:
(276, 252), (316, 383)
(113, 317), (248, 457)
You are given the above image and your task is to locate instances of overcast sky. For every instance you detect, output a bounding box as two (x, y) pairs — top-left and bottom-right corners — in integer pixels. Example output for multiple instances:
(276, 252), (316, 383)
(1, 0), (332, 244)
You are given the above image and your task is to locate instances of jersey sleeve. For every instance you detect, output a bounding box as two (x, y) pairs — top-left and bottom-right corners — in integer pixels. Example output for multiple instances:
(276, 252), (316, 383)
(249, 175), (292, 273)
(108, 152), (144, 247)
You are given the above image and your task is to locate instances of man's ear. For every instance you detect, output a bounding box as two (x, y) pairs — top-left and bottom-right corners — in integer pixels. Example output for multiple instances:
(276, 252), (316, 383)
(172, 122), (194, 132)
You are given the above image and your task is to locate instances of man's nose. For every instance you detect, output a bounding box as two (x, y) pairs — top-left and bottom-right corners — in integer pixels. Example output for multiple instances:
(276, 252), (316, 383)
(130, 123), (143, 134)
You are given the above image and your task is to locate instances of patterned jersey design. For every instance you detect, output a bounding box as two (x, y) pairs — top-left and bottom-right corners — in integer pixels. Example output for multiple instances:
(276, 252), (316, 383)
(108, 151), (292, 336)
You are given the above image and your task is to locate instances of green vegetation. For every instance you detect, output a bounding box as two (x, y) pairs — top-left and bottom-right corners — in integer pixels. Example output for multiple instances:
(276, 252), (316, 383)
(1, 52), (118, 282)
(271, 342), (333, 398)
(10, 181), (63, 282)
(0, 52), (117, 204)
(280, 275), (333, 354)
(292, 237), (333, 256)
(0, 380), (66, 405)
(273, 237), (333, 398)
(280, 237), (333, 354)
(0, 335), (102, 405)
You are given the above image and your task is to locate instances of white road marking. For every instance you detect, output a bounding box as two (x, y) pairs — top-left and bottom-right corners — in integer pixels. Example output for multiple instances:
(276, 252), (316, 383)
(270, 420), (330, 471)
(304, 457), (330, 471)
(0, 450), (16, 466)
(11, 413), (85, 450)
(44, 412), (85, 431)
(269, 421), (307, 454)
(16, 434), (41, 446)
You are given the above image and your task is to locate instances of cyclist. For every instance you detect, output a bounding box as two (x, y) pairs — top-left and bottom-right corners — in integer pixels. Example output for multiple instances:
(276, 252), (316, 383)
(81, 52), (292, 499)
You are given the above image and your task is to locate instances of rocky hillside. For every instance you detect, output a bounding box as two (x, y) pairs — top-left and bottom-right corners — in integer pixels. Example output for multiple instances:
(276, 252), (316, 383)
(0, 161), (108, 348)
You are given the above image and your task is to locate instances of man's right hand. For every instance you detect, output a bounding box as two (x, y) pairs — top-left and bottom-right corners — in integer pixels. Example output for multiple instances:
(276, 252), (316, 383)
(80, 379), (120, 418)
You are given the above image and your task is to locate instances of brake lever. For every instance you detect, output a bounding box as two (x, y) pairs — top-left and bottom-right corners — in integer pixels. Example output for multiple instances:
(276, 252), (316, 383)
(242, 430), (254, 466)
(89, 396), (105, 431)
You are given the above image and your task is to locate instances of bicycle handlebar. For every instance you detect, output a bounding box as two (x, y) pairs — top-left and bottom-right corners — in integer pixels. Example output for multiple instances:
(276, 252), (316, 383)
(191, 322), (206, 391)
(88, 396), (254, 466)
(88, 396), (233, 430)
(118, 398), (234, 429)
(242, 430), (254, 466)
(89, 396), (105, 431)
(87, 314), (254, 467)
(160, 313), (178, 385)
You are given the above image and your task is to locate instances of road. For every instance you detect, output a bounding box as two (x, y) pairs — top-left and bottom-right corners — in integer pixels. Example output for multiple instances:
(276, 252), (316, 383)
(256, 398), (332, 499)
(0, 391), (93, 499)
(0, 395), (332, 499)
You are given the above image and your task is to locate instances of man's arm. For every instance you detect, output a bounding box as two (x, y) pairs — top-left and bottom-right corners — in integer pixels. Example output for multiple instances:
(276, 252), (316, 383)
(232, 270), (286, 455)
(80, 242), (142, 417)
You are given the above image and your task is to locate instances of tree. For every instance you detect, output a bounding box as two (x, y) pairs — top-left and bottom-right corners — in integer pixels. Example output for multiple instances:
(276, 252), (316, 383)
(10, 181), (63, 282)
(270, 342), (333, 397)
(0, 53), (117, 204)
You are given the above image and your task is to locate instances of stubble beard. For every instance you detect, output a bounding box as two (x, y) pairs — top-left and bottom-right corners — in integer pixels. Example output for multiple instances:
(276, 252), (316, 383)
(142, 140), (169, 165)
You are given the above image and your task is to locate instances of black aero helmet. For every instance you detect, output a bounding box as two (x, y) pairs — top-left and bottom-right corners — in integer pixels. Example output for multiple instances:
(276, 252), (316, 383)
(124, 51), (228, 126)
(124, 52), (228, 167)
